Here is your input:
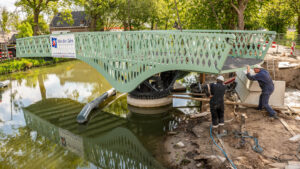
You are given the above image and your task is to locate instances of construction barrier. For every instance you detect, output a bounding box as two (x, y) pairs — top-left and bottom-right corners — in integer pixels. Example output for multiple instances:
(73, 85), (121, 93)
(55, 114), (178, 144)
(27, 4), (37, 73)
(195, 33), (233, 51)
(291, 42), (296, 56)
(0, 51), (13, 59)
(272, 41), (277, 48)
(263, 41), (277, 48)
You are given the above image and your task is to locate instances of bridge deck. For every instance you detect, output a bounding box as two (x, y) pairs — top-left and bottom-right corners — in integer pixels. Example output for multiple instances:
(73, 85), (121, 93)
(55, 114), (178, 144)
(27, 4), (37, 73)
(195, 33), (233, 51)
(16, 30), (276, 92)
(222, 57), (263, 73)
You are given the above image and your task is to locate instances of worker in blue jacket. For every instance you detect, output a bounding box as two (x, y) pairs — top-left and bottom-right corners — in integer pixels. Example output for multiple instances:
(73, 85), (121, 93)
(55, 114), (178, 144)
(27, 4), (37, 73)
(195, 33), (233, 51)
(246, 65), (278, 118)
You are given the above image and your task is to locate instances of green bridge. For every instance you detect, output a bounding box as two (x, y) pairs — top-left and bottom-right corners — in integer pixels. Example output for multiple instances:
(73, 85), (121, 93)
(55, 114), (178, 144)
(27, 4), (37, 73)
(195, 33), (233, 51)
(16, 30), (276, 93)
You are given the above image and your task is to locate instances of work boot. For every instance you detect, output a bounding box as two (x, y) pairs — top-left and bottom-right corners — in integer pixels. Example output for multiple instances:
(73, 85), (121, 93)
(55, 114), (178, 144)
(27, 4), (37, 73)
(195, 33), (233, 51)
(212, 125), (219, 135)
(218, 123), (227, 136)
(270, 113), (279, 119)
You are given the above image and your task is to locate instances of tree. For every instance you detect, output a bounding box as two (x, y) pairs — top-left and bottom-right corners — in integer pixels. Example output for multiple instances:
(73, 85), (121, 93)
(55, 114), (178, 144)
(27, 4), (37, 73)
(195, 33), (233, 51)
(73, 0), (114, 31)
(184, 0), (237, 30)
(288, 0), (300, 34)
(25, 15), (50, 34)
(115, 0), (153, 30)
(58, 9), (74, 26)
(231, 0), (249, 30)
(0, 7), (10, 33)
(262, 0), (294, 33)
(10, 10), (21, 31)
(15, 0), (59, 35)
(17, 22), (33, 38)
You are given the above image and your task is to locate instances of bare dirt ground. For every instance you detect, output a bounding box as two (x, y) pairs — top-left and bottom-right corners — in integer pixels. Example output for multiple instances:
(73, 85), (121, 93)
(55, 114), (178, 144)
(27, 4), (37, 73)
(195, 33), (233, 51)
(160, 102), (300, 169)
(156, 45), (300, 169)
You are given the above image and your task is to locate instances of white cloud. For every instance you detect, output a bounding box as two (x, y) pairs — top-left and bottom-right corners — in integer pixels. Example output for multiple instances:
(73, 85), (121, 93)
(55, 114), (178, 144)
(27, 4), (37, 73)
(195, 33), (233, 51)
(0, 0), (17, 12)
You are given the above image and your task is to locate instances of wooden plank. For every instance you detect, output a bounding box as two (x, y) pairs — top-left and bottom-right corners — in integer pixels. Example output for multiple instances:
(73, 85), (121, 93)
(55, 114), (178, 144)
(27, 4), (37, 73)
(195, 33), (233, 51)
(288, 106), (299, 114)
(278, 118), (296, 136)
(190, 111), (210, 119)
(171, 93), (206, 96)
(169, 95), (288, 111)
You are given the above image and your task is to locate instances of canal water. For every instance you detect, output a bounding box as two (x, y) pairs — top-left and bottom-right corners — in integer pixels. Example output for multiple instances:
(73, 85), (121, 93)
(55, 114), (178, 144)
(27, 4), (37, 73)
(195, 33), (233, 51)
(0, 60), (200, 169)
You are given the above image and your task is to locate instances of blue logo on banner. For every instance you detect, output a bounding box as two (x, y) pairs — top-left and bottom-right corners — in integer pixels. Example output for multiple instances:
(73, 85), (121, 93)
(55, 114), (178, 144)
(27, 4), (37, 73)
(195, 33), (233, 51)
(52, 37), (57, 48)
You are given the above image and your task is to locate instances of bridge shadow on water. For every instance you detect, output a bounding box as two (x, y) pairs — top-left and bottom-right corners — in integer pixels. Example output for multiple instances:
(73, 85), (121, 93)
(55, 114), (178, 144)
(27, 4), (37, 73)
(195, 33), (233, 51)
(23, 98), (181, 169)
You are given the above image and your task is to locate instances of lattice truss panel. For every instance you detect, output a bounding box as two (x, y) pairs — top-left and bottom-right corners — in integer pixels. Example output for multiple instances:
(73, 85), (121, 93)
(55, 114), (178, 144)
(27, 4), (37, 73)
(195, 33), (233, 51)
(184, 30), (276, 59)
(16, 30), (275, 92)
(24, 98), (164, 169)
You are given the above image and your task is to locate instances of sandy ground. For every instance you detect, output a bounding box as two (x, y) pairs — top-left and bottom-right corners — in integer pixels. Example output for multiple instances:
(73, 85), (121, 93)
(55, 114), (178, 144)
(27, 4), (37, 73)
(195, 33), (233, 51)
(160, 100), (300, 169)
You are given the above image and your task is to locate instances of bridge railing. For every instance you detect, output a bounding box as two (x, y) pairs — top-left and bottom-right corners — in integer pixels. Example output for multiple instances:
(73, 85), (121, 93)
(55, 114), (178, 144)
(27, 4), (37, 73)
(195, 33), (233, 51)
(181, 30), (276, 59)
(16, 30), (276, 92)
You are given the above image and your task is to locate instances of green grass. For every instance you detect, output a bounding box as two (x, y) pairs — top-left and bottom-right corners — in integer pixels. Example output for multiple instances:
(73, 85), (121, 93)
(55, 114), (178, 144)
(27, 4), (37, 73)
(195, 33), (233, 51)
(0, 58), (68, 75)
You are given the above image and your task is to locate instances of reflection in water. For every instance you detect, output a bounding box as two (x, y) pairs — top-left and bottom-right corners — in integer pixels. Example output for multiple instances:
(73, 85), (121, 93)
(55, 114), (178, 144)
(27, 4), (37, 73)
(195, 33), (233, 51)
(0, 60), (184, 168)
(0, 126), (89, 169)
(0, 61), (111, 136)
(23, 98), (164, 169)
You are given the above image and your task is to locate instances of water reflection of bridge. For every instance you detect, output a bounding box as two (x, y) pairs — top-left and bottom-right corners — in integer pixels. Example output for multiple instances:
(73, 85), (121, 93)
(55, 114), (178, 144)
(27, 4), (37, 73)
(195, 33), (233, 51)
(23, 98), (176, 169)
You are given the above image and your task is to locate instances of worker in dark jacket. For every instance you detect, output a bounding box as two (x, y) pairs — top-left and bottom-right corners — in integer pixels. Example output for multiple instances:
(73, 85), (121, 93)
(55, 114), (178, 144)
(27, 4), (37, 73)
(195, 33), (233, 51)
(203, 75), (228, 134)
(246, 65), (277, 118)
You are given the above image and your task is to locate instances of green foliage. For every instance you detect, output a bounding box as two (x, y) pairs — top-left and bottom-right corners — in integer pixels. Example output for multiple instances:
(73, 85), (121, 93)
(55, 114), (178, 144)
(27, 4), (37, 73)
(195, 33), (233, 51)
(287, 0), (300, 34)
(262, 0), (294, 33)
(17, 22), (33, 38)
(0, 58), (67, 75)
(15, 0), (59, 35)
(58, 9), (74, 26)
(0, 7), (10, 33)
(184, 0), (236, 29)
(24, 15), (50, 34)
(11, 0), (299, 36)
(73, 0), (115, 31)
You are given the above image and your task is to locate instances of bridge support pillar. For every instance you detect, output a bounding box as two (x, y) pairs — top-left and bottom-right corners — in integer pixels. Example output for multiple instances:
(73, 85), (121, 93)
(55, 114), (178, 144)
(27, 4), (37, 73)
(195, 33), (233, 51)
(127, 95), (172, 108)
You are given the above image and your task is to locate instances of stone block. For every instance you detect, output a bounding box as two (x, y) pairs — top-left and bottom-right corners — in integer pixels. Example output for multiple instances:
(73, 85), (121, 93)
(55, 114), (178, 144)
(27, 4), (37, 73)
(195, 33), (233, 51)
(235, 71), (285, 107)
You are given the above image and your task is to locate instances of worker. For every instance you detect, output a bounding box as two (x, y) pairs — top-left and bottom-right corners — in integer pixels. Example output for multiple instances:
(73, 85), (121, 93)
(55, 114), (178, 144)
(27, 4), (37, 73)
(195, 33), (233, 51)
(203, 75), (227, 134)
(246, 65), (278, 118)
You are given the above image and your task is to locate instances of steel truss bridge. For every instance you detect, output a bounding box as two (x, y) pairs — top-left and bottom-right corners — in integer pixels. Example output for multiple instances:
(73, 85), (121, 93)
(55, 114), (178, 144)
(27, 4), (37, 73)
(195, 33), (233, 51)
(16, 30), (276, 93)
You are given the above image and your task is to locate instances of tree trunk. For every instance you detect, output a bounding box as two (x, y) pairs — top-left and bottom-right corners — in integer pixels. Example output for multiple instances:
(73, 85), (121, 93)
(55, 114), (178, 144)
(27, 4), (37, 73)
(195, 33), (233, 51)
(231, 0), (248, 30)
(127, 0), (131, 31)
(298, 15), (300, 34)
(90, 17), (97, 31)
(123, 22), (128, 31)
(238, 10), (244, 30)
(150, 19), (154, 30)
(33, 10), (40, 36)
(165, 18), (168, 30)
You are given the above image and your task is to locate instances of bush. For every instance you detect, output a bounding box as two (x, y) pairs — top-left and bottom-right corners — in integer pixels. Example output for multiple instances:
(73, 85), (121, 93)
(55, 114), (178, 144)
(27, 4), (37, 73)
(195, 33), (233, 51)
(0, 58), (67, 75)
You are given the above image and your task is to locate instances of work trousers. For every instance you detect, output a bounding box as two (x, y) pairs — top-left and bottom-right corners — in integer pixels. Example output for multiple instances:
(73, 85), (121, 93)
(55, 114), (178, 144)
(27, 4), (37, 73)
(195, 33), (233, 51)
(210, 103), (224, 126)
(258, 92), (276, 116)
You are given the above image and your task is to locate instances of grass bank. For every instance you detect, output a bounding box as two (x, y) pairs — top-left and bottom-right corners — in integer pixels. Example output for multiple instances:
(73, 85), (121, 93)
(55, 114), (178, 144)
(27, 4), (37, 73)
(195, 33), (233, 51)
(0, 58), (70, 75)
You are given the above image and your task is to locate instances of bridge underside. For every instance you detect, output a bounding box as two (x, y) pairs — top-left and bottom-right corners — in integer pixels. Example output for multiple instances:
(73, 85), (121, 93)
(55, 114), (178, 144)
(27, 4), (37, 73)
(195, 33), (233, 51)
(23, 98), (167, 169)
(16, 30), (275, 92)
(221, 57), (263, 73)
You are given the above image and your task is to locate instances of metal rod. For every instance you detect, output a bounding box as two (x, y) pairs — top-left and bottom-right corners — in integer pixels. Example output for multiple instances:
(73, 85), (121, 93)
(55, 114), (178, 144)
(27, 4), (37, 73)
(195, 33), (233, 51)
(169, 95), (287, 111)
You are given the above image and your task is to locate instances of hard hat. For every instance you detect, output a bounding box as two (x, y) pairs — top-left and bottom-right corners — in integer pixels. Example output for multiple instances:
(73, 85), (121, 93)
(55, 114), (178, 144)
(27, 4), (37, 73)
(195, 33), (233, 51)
(254, 64), (263, 69)
(217, 75), (224, 81)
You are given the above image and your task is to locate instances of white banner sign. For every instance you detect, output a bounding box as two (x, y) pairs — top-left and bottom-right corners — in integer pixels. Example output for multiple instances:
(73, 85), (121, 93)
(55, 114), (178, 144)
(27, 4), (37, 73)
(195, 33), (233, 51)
(50, 34), (76, 58)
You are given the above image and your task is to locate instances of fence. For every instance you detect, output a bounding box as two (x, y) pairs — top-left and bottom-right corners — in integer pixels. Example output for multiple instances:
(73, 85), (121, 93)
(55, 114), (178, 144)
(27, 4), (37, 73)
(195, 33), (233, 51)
(275, 32), (300, 56)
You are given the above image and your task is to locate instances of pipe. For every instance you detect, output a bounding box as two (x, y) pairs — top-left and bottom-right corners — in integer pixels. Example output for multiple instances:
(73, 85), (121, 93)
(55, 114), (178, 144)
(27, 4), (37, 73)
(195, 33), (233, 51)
(77, 88), (116, 124)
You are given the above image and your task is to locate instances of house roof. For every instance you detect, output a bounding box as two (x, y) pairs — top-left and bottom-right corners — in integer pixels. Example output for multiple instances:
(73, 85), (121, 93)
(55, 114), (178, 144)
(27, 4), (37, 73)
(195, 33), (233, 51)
(50, 11), (89, 28)
(0, 31), (18, 43)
